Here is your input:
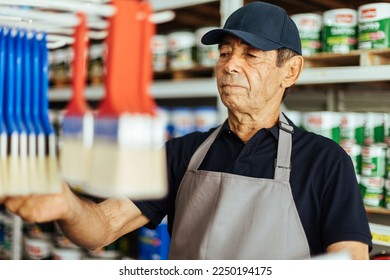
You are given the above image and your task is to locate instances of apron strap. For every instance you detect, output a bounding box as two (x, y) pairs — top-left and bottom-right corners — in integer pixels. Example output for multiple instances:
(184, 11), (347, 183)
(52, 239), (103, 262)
(274, 112), (294, 182)
(187, 125), (222, 170)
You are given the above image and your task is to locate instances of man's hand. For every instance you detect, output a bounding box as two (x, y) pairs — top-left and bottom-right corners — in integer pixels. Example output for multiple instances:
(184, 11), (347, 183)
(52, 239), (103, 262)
(1, 183), (75, 224)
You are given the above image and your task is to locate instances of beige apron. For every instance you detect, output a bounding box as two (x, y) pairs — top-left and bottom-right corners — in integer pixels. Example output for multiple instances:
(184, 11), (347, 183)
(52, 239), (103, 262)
(168, 113), (311, 260)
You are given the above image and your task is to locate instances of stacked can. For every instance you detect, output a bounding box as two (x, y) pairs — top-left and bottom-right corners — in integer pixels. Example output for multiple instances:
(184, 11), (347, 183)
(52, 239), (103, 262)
(152, 35), (168, 72)
(0, 208), (12, 259)
(23, 222), (55, 260)
(302, 111), (341, 143)
(291, 13), (322, 56)
(339, 112), (366, 175)
(322, 8), (358, 53)
(194, 106), (218, 132)
(364, 112), (385, 146)
(386, 179), (390, 210)
(358, 2), (390, 50)
(360, 144), (387, 207)
(167, 31), (196, 70)
(195, 27), (220, 67)
(51, 223), (84, 260)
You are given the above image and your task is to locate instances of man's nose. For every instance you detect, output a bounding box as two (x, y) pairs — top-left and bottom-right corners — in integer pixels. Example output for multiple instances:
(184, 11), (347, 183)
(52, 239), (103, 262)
(223, 54), (242, 74)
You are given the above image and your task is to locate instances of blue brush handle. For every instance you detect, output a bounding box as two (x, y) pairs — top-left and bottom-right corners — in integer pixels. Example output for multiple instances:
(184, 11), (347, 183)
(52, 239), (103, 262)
(0, 27), (6, 134)
(21, 31), (34, 135)
(31, 31), (43, 135)
(14, 28), (25, 134)
(4, 27), (17, 135)
(38, 33), (54, 136)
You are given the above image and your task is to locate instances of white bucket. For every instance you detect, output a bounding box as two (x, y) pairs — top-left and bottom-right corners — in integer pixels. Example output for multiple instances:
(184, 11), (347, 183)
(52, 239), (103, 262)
(358, 2), (390, 49)
(291, 13), (322, 56)
(194, 106), (218, 132)
(167, 31), (196, 70)
(152, 34), (168, 72)
(195, 27), (220, 66)
(323, 9), (358, 53)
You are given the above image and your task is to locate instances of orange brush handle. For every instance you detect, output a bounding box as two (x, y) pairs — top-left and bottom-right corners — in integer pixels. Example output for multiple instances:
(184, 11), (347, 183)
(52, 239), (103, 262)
(99, 0), (143, 116)
(139, 1), (157, 115)
(66, 12), (90, 116)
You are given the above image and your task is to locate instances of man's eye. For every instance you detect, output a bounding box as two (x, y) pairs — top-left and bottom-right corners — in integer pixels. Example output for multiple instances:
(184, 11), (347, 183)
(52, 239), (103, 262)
(219, 52), (228, 57)
(247, 53), (257, 58)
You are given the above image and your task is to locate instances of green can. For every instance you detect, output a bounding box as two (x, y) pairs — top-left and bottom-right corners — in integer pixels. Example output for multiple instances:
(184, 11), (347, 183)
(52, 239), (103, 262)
(340, 112), (366, 145)
(302, 111), (341, 143)
(360, 176), (385, 207)
(291, 13), (322, 56)
(387, 147), (390, 179)
(358, 3), (390, 49)
(361, 144), (386, 177)
(341, 142), (362, 174)
(385, 113), (390, 145)
(385, 179), (390, 209)
(364, 112), (385, 146)
(323, 9), (358, 53)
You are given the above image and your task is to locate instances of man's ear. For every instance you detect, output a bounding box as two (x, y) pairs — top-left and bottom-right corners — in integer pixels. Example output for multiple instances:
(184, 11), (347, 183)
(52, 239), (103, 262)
(281, 55), (304, 88)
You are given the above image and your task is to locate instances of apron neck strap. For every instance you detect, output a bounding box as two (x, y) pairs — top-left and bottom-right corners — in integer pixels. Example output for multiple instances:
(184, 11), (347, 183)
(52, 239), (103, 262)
(187, 112), (294, 182)
(274, 112), (293, 181)
(187, 125), (222, 170)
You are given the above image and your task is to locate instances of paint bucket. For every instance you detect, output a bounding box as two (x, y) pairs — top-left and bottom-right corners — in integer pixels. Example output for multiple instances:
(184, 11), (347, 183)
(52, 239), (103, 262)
(152, 34), (168, 72)
(360, 176), (385, 207)
(341, 142), (362, 175)
(291, 13), (322, 56)
(364, 112), (385, 146)
(361, 144), (387, 177)
(302, 111), (341, 143)
(358, 2), (390, 49)
(167, 31), (196, 70)
(194, 106), (218, 132)
(195, 27), (219, 66)
(170, 107), (196, 138)
(340, 112), (366, 145)
(322, 8), (358, 53)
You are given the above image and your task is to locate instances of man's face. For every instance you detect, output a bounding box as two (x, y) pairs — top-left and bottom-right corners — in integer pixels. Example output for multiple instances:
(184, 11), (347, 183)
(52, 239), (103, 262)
(215, 35), (286, 116)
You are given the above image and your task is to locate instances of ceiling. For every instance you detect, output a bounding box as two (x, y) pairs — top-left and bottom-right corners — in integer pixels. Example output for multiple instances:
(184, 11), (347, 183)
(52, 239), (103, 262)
(157, 0), (390, 34)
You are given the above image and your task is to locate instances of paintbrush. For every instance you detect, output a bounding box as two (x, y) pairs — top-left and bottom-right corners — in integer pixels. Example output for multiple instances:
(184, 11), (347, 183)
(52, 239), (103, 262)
(88, 0), (167, 199)
(59, 12), (94, 191)
(37, 32), (62, 194)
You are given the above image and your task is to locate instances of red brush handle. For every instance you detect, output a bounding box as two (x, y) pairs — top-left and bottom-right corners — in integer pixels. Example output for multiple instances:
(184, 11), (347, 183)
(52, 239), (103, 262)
(98, 0), (143, 116)
(139, 1), (157, 115)
(66, 12), (90, 116)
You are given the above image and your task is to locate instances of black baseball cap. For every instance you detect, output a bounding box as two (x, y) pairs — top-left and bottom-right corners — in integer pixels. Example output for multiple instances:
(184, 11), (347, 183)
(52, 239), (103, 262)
(201, 1), (302, 55)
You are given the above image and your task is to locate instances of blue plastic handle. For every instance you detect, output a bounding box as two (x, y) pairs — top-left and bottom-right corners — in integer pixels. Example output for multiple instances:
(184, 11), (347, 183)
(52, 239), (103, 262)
(14, 28), (26, 134)
(21, 30), (34, 135)
(38, 33), (54, 136)
(31, 31), (43, 135)
(4, 27), (17, 135)
(0, 27), (6, 134)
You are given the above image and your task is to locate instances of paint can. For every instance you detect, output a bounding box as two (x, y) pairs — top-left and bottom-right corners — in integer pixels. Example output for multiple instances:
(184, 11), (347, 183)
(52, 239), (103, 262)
(322, 8), (358, 53)
(291, 13), (322, 56)
(358, 2), (390, 49)
(195, 27), (219, 66)
(167, 31), (196, 70)
(152, 34), (168, 72)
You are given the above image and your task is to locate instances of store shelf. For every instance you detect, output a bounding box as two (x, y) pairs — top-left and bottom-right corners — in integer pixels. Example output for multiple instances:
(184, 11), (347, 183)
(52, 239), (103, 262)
(298, 65), (390, 85)
(49, 63), (390, 102)
(49, 78), (219, 101)
(369, 223), (390, 247)
(365, 207), (390, 215)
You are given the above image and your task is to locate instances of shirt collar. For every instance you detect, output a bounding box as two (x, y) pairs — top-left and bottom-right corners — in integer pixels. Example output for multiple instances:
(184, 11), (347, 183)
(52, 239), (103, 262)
(218, 119), (280, 141)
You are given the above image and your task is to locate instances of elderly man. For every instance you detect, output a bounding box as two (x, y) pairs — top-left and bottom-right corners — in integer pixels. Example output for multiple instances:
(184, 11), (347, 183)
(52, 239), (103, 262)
(1, 1), (372, 259)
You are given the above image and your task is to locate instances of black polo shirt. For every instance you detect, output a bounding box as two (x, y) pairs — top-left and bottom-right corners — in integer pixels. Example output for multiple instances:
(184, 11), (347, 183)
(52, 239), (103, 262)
(134, 114), (373, 256)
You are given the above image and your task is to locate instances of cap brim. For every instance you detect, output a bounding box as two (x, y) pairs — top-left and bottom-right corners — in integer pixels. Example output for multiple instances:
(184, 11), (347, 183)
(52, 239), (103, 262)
(201, 29), (283, 51)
